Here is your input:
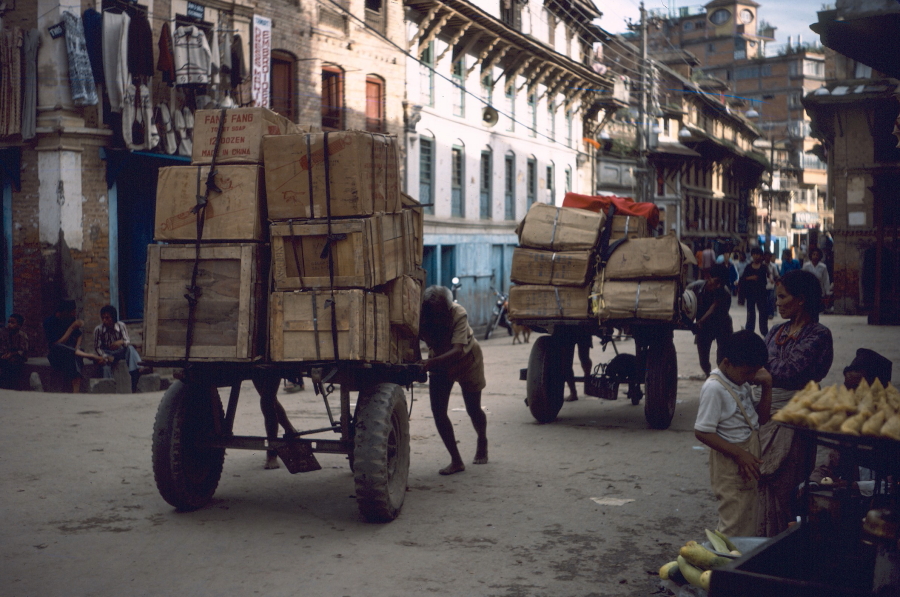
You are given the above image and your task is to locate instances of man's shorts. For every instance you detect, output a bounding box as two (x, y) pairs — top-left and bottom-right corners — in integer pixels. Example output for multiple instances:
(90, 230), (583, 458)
(431, 342), (486, 393)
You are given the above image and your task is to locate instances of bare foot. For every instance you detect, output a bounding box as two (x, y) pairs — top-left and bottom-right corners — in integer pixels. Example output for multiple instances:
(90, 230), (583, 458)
(264, 451), (280, 470)
(565, 393), (578, 402)
(439, 462), (465, 475)
(474, 438), (488, 464)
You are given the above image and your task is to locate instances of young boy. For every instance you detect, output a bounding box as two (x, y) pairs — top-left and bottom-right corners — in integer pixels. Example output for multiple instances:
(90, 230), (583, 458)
(694, 264), (734, 378)
(0, 313), (29, 390)
(694, 330), (772, 537)
(92, 305), (146, 392)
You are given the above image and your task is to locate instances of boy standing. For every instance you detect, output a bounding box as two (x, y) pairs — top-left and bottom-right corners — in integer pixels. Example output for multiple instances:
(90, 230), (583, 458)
(694, 330), (772, 537)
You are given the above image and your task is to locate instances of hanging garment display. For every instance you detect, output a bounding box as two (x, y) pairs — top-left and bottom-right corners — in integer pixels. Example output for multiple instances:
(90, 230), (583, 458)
(231, 33), (246, 88)
(102, 11), (130, 112)
(157, 22), (175, 85)
(209, 26), (220, 86)
(22, 29), (40, 140)
(0, 27), (23, 137)
(127, 11), (155, 79)
(122, 83), (153, 150)
(155, 103), (177, 154)
(173, 26), (211, 85)
(62, 11), (98, 107)
(172, 108), (192, 157)
(82, 8), (104, 85)
(219, 27), (231, 77)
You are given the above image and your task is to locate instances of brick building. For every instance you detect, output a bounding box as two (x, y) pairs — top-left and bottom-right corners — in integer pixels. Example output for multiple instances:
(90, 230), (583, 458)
(0, 0), (406, 355)
(804, 0), (900, 323)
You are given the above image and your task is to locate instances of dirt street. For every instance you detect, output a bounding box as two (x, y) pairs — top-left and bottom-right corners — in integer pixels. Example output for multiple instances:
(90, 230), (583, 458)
(1, 306), (897, 596)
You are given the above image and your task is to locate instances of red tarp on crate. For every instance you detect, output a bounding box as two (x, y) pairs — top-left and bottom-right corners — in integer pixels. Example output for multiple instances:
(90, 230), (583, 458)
(562, 192), (660, 229)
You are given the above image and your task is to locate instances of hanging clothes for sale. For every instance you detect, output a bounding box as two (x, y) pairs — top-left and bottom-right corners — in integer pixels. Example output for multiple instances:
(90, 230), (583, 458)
(231, 33), (246, 88)
(62, 11), (98, 107)
(103, 10), (130, 112)
(82, 8), (104, 86)
(173, 26), (211, 85)
(22, 29), (40, 140)
(157, 22), (175, 85)
(219, 27), (231, 77)
(209, 26), (220, 86)
(127, 10), (155, 79)
(0, 27), (23, 137)
(122, 82), (153, 150)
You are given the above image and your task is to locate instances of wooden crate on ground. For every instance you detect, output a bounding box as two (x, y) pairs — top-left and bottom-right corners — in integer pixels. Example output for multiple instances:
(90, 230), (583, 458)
(270, 290), (391, 362)
(508, 285), (593, 320)
(270, 213), (410, 290)
(143, 243), (266, 361)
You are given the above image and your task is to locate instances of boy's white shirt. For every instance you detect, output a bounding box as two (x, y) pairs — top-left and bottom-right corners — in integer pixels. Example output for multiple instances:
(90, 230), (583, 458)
(695, 368), (760, 443)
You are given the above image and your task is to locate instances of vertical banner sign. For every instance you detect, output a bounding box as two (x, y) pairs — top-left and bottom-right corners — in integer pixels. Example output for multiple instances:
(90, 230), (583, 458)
(252, 15), (272, 108)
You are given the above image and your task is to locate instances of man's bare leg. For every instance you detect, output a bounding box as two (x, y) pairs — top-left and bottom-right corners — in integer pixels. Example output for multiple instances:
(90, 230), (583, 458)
(71, 377), (81, 394)
(430, 377), (465, 475)
(462, 388), (488, 464)
(253, 376), (293, 470)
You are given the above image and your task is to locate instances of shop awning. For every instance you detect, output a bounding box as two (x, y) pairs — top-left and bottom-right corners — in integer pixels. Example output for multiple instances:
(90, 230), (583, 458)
(811, 11), (900, 79)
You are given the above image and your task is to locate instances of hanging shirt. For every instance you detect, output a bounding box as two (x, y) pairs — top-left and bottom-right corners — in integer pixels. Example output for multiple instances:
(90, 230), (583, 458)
(173, 26), (211, 85)
(21, 29), (40, 140)
(82, 8), (104, 85)
(127, 11), (155, 78)
(231, 34), (246, 87)
(102, 11), (130, 112)
(62, 11), (98, 107)
(157, 23), (175, 84)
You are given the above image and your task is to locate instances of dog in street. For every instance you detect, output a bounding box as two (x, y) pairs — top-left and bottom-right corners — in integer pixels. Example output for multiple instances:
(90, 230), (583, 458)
(512, 323), (531, 344)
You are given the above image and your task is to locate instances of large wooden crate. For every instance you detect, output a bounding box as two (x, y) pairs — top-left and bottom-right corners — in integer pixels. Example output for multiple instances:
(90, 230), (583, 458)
(383, 274), (423, 338)
(591, 279), (679, 321)
(270, 290), (391, 362)
(401, 193), (424, 266)
(510, 247), (593, 286)
(508, 284), (593, 320)
(143, 243), (266, 361)
(270, 213), (411, 290)
(154, 164), (266, 242)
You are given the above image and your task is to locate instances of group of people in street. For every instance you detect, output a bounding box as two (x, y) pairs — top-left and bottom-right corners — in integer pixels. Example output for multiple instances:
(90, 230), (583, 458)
(694, 266), (892, 538)
(42, 299), (148, 393)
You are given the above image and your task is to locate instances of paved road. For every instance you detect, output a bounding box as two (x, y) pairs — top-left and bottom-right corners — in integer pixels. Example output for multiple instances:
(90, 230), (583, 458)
(1, 305), (896, 596)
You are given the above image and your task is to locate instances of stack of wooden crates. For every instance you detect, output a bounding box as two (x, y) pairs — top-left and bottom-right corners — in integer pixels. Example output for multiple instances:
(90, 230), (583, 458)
(144, 107), (295, 361)
(507, 203), (650, 320)
(143, 107), (424, 365)
(263, 131), (424, 363)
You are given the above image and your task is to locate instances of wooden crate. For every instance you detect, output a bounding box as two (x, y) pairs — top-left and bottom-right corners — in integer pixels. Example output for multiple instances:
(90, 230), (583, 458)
(270, 213), (410, 290)
(143, 243), (266, 361)
(510, 247), (593, 286)
(401, 193), (424, 266)
(383, 274), (423, 338)
(270, 290), (390, 362)
(508, 284), (593, 320)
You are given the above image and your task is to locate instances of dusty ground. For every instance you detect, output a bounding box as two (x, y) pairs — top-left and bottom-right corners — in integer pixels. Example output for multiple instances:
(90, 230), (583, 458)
(1, 305), (896, 596)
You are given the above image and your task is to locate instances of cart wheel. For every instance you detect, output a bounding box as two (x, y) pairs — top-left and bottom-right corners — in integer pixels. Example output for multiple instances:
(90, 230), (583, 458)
(353, 383), (410, 523)
(526, 335), (567, 423)
(152, 380), (225, 511)
(644, 336), (678, 429)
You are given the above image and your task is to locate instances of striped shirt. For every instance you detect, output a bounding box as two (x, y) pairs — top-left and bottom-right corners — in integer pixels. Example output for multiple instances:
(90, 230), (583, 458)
(93, 321), (131, 356)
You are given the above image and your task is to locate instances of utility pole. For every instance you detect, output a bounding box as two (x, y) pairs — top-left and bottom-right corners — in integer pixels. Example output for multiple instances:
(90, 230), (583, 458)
(637, 1), (650, 204)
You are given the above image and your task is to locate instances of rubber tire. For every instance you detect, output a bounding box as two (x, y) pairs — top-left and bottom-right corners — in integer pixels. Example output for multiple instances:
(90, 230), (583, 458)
(644, 337), (678, 429)
(484, 311), (500, 340)
(526, 335), (567, 424)
(152, 380), (225, 511)
(353, 383), (410, 523)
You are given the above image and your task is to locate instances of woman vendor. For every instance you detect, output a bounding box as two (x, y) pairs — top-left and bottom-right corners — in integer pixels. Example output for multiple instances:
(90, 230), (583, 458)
(757, 269), (834, 537)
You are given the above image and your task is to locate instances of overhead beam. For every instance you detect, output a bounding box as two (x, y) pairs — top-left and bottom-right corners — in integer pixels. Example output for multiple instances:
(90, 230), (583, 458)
(435, 21), (471, 65)
(418, 10), (452, 60)
(408, 4), (440, 51)
(465, 37), (499, 77)
(516, 60), (548, 94)
(473, 42), (509, 77)
(453, 30), (483, 65)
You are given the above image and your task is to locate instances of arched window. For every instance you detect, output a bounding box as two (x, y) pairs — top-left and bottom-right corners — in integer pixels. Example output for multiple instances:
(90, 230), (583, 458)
(365, 75), (385, 133)
(271, 50), (296, 121)
(322, 65), (344, 130)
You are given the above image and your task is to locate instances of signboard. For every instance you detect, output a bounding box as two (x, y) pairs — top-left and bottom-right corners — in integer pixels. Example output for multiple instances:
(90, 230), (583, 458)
(252, 15), (272, 108)
(186, 2), (205, 20)
(48, 22), (65, 39)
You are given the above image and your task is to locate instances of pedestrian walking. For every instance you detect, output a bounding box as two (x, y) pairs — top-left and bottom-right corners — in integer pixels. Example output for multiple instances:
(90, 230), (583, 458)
(802, 248), (832, 313)
(779, 248), (800, 278)
(701, 242), (716, 280)
(740, 248), (769, 336)
(766, 252), (778, 320)
(694, 264), (734, 378)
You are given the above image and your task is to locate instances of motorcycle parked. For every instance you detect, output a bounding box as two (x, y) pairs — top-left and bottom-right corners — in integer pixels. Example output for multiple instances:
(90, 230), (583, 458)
(485, 287), (512, 340)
